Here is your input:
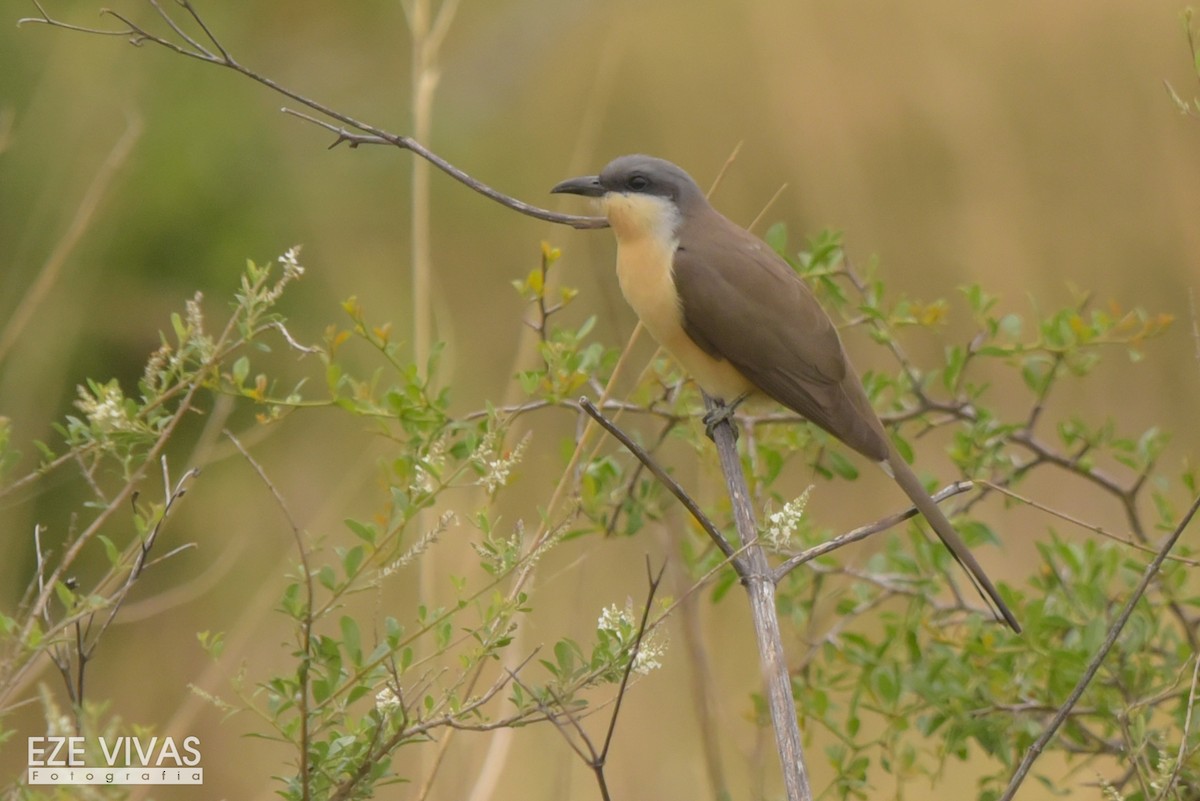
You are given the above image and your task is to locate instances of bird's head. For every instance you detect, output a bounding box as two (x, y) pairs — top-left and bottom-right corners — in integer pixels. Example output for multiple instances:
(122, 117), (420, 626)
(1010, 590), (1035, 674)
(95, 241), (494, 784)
(551, 155), (706, 242)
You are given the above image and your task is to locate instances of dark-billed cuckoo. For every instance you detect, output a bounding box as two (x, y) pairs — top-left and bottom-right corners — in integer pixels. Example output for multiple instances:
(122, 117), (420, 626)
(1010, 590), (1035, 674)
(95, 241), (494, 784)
(552, 154), (1020, 632)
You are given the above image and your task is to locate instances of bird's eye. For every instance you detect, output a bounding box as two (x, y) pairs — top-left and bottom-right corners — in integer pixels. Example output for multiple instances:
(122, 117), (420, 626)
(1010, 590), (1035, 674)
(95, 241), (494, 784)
(627, 175), (650, 191)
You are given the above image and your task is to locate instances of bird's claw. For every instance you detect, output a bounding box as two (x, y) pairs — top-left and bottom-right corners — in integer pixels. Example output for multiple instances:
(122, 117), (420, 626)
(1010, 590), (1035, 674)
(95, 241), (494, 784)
(702, 395), (747, 442)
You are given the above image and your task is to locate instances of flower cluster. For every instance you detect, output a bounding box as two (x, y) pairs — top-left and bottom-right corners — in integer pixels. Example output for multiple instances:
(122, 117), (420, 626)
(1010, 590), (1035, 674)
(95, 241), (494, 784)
(597, 601), (666, 675)
(474, 431), (530, 495)
(762, 488), (812, 552)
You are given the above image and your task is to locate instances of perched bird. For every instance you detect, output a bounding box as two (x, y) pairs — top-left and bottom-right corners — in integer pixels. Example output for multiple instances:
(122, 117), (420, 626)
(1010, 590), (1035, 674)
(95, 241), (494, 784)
(552, 154), (1019, 632)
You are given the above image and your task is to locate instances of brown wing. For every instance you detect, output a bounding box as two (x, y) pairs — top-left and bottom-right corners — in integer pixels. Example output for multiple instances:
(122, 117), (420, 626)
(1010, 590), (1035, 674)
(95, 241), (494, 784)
(673, 211), (889, 461)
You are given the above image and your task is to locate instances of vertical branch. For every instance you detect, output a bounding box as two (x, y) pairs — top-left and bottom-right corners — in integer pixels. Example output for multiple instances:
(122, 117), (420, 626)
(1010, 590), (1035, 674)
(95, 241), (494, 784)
(583, 394), (810, 800)
(226, 431), (315, 801)
(398, 5), (457, 794)
(705, 396), (812, 801)
(401, 0), (459, 373)
(409, 8), (432, 373)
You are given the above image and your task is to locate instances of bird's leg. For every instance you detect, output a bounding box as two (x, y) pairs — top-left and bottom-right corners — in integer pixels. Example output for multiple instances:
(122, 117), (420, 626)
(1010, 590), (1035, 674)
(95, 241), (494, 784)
(702, 393), (750, 442)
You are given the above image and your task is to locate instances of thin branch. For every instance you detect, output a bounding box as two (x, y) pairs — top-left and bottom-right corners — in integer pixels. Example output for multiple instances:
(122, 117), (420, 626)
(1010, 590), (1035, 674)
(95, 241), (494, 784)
(84, 460), (199, 656)
(224, 429), (315, 801)
(507, 559), (666, 801)
(506, 669), (596, 764)
(579, 396), (737, 564)
(979, 480), (1199, 566)
(1156, 654), (1200, 800)
(998, 490), (1200, 801)
(279, 110), (605, 228)
(19, 2), (607, 230)
(583, 385), (812, 799)
(599, 558), (666, 760)
(773, 480), (975, 581)
(705, 140), (743, 200)
(748, 183), (788, 233)
(603, 418), (678, 538)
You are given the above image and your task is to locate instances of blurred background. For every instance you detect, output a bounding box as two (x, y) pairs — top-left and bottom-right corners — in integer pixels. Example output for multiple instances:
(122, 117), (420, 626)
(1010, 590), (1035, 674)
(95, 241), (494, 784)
(2, 0), (1198, 798)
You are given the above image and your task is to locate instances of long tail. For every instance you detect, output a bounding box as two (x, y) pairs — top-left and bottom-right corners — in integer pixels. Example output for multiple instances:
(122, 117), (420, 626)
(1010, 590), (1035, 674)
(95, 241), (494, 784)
(884, 448), (1021, 633)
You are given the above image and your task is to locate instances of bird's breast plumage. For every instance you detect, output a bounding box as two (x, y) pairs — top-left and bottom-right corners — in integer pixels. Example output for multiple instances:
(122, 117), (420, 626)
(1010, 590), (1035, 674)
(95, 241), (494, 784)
(605, 195), (755, 401)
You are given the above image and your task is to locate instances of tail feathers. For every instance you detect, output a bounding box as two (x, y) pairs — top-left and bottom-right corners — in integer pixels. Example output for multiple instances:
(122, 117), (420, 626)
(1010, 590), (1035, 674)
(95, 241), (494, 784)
(884, 450), (1021, 633)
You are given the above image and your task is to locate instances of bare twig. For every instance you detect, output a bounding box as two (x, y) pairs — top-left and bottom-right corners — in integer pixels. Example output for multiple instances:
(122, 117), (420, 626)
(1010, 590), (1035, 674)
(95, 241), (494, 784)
(998, 490), (1200, 801)
(225, 429), (315, 801)
(979, 480), (1199, 566)
(278, 110), (605, 228)
(507, 559), (666, 801)
(584, 385), (812, 799)
(748, 183), (788, 233)
(1157, 654), (1200, 800)
(84, 460), (199, 653)
(579, 397), (737, 564)
(773, 480), (975, 581)
(599, 558), (666, 759)
(19, 2), (605, 230)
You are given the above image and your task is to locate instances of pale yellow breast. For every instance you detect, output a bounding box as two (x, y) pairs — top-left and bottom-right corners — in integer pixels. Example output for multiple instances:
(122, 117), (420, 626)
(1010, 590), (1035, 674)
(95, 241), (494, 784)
(604, 194), (753, 402)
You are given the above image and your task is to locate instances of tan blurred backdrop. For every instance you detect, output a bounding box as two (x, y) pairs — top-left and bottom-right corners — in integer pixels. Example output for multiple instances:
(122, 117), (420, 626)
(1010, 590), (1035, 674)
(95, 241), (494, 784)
(2, 0), (1198, 798)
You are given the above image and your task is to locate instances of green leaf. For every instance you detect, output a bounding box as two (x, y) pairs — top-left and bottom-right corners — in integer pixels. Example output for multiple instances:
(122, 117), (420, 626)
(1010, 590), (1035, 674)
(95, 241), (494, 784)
(170, 311), (188, 342)
(943, 344), (966, 391)
(340, 616), (362, 665)
(890, 432), (914, 465)
(764, 221), (789, 255)
(317, 565), (337, 591)
(342, 545), (365, 578)
(97, 534), (121, 567)
(232, 356), (250, 387)
(53, 580), (77, 610)
(554, 639), (577, 676)
(345, 518), (377, 545)
(826, 450), (859, 480)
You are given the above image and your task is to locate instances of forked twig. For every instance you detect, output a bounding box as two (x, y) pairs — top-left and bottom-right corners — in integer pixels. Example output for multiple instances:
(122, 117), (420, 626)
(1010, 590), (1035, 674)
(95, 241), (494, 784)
(508, 559), (666, 801)
(19, 1), (607, 231)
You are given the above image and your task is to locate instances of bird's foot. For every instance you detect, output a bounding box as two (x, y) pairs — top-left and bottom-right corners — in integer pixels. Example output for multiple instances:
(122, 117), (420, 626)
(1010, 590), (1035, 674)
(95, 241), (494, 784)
(702, 394), (748, 442)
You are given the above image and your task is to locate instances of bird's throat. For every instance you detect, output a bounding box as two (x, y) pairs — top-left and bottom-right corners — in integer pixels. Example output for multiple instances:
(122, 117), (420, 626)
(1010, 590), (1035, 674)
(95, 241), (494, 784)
(602, 192), (681, 243)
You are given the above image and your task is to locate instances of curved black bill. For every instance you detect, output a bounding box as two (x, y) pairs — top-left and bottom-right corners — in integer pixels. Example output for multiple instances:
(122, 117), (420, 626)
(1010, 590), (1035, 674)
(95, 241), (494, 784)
(550, 175), (605, 197)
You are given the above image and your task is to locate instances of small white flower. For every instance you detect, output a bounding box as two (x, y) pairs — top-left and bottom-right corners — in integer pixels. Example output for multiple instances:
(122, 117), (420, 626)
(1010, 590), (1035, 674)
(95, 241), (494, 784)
(597, 600), (666, 676)
(375, 686), (401, 712)
(597, 602), (631, 633)
(142, 342), (171, 390)
(762, 487), (813, 552)
(185, 291), (205, 335)
(379, 511), (458, 579)
(278, 246), (305, 280)
(76, 383), (136, 435)
(410, 436), (447, 494)
(476, 431), (530, 494)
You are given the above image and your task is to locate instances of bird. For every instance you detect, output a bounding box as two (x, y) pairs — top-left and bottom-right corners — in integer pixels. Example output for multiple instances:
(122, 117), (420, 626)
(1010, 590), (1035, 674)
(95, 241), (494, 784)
(551, 154), (1020, 632)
